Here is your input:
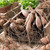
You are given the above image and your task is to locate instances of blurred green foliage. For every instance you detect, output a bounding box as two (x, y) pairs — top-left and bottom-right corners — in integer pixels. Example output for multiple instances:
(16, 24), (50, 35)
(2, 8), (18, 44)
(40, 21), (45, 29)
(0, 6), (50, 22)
(19, 0), (39, 9)
(0, 0), (18, 7)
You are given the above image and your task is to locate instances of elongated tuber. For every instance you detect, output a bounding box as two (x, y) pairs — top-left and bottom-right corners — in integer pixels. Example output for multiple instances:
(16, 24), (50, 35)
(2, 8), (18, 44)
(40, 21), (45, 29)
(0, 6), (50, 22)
(26, 13), (34, 33)
(41, 16), (47, 26)
(25, 13), (34, 26)
(35, 13), (42, 29)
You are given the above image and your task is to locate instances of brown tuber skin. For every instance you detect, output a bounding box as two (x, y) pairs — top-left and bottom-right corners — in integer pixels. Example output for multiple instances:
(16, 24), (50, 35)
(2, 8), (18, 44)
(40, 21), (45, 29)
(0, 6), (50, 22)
(17, 25), (25, 31)
(41, 16), (47, 26)
(26, 13), (34, 44)
(0, 16), (6, 19)
(10, 23), (25, 31)
(10, 18), (25, 25)
(35, 13), (42, 29)
(7, 37), (13, 44)
(0, 19), (6, 26)
(26, 13), (34, 33)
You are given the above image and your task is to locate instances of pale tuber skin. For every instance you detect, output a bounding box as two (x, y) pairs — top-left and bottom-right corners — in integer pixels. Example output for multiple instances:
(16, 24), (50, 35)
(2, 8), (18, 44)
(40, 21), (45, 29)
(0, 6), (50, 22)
(35, 13), (42, 29)
(41, 45), (46, 50)
(21, 9), (30, 18)
(25, 13), (32, 26)
(41, 43), (50, 50)
(26, 13), (34, 33)
(41, 16), (47, 26)
(26, 13), (34, 44)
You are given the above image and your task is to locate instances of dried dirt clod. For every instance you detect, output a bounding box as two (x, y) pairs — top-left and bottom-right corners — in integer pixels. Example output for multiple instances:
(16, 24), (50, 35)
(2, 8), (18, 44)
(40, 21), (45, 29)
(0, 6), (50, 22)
(46, 35), (50, 42)
(17, 25), (25, 31)
(7, 37), (13, 44)
(4, 46), (9, 50)
(4, 39), (9, 47)
(0, 39), (3, 43)
(0, 31), (6, 40)
(46, 43), (50, 50)
(0, 19), (6, 26)
(35, 13), (42, 29)
(41, 45), (46, 50)
(40, 37), (48, 44)
(0, 44), (4, 50)
(0, 16), (6, 19)
(8, 44), (16, 50)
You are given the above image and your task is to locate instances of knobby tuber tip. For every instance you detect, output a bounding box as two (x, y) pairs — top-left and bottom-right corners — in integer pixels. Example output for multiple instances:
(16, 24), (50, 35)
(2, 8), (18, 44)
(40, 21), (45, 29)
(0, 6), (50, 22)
(21, 9), (30, 18)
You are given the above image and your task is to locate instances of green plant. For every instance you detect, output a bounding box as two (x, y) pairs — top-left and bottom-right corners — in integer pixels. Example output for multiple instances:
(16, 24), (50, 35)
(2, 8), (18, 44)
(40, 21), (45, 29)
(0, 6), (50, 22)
(0, 0), (18, 7)
(19, 0), (39, 9)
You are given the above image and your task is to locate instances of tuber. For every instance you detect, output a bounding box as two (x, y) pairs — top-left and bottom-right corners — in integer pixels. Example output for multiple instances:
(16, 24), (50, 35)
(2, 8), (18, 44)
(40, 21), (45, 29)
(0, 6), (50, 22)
(35, 13), (42, 29)
(41, 45), (46, 50)
(41, 16), (47, 26)
(10, 23), (25, 31)
(0, 31), (6, 40)
(0, 19), (6, 26)
(21, 9), (30, 18)
(10, 18), (25, 25)
(17, 25), (25, 31)
(26, 13), (34, 33)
